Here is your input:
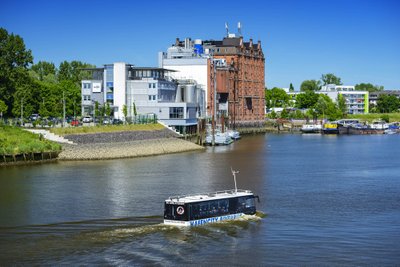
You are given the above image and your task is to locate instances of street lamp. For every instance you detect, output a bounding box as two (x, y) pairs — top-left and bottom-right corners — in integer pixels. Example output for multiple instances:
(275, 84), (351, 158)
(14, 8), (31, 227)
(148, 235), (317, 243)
(63, 91), (66, 127)
(20, 96), (25, 126)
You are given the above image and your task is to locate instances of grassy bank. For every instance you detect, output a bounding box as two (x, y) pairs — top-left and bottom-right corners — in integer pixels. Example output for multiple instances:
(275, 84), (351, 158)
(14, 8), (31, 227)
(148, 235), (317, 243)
(347, 113), (400, 122)
(0, 126), (62, 155)
(50, 123), (165, 136)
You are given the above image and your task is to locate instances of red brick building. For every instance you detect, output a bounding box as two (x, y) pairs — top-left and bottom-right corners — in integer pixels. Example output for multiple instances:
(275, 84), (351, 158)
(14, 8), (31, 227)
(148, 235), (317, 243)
(206, 36), (265, 128)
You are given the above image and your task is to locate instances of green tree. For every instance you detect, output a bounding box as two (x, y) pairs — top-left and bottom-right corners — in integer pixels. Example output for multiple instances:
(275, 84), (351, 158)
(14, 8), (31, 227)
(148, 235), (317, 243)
(289, 83), (294, 92)
(295, 91), (319, 109)
(265, 87), (289, 108)
(122, 104), (127, 123)
(12, 77), (41, 118)
(59, 80), (80, 118)
(0, 99), (8, 118)
(376, 94), (400, 113)
(0, 28), (33, 117)
(321, 73), (342, 85)
(133, 102), (137, 116)
(336, 94), (347, 117)
(31, 61), (56, 81)
(300, 80), (321, 91)
(381, 114), (390, 123)
(105, 102), (112, 117)
(280, 108), (289, 119)
(314, 94), (340, 120)
(58, 60), (95, 83)
(355, 83), (384, 93)
(94, 101), (99, 119)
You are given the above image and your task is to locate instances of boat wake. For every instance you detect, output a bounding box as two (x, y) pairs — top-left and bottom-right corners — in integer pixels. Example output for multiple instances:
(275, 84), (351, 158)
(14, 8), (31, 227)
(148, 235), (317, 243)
(0, 212), (266, 265)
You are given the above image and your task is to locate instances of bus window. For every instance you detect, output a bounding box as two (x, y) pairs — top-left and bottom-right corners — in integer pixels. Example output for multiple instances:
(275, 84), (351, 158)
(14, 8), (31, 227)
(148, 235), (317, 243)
(164, 204), (188, 221)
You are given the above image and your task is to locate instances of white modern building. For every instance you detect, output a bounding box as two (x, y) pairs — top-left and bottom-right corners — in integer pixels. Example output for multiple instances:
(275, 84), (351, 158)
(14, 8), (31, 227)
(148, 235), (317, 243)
(320, 84), (369, 114)
(287, 84), (369, 114)
(81, 62), (205, 133)
(159, 38), (209, 116)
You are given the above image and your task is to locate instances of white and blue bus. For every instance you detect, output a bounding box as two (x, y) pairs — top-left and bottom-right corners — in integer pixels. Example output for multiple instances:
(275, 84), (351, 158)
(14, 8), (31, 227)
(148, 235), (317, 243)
(164, 189), (259, 226)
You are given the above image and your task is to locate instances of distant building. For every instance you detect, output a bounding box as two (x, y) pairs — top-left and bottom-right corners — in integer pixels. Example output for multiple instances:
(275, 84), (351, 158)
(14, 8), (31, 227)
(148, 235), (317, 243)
(81, 62), (205, 133)
(320, 84), (369, 114)
(287, 84), (369, 114)
(159, 38), (208, 118)
(369, 90), (400, 106)
(160, 28), (265, 128)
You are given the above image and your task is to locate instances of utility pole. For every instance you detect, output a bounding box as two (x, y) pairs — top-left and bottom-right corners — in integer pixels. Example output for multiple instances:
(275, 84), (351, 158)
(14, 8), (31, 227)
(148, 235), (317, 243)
(20, 98), (24, 126)
(212, 59), (216, 146)
(93, 101), (96, 126)
(63, 91), (66, 127)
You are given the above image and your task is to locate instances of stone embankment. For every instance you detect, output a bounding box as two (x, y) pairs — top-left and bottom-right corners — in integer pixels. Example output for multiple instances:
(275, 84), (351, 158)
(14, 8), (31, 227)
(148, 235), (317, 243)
(58, 129), (204, 160)
(59, 138), (204, 160)
(63, 128), (179, 144)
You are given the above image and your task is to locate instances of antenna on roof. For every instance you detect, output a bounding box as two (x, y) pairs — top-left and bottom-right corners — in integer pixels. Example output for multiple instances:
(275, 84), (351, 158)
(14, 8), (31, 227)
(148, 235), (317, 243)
(225, 22), (229, 37)
(238, 22), (242, 36)
(231, 167), (239, 193)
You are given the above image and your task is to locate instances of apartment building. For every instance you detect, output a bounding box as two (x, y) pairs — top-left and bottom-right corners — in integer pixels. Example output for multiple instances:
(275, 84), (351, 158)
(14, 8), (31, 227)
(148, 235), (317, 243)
(81, 62), (204, 133)
(320, 84), (369, 114)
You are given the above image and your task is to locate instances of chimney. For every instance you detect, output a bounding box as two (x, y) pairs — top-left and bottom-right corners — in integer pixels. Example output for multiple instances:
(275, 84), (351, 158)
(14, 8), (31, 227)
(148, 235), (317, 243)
(239, 36), (244, 47)
(257, 40), (261, 50)
(175, 38), (180, 46)
(249, 38), (253, 48)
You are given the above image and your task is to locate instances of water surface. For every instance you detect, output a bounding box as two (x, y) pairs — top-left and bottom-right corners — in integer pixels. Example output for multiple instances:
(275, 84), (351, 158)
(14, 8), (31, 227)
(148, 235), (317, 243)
(1, 134), (399, 265)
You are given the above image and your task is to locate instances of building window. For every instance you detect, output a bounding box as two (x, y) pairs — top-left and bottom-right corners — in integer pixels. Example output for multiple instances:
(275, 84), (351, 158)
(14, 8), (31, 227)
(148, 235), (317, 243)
(83, 95), (91, 101)
(83, 83), (91, 89)
(169, 107), (184, 119)
(153, 83), (156, 88)
(149, 83), (152, 88)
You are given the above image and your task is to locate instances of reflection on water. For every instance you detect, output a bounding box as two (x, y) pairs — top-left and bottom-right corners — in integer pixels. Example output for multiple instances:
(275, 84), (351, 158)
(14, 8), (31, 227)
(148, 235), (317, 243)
(1, 134), (400, 265)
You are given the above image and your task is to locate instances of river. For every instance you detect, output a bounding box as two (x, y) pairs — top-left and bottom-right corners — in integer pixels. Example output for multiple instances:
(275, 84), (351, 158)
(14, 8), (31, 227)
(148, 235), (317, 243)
(1, 134), (399, 265)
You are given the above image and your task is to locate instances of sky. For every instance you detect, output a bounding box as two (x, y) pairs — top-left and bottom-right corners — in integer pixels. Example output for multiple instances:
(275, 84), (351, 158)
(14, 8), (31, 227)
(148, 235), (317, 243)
(1, 0), (399, 90)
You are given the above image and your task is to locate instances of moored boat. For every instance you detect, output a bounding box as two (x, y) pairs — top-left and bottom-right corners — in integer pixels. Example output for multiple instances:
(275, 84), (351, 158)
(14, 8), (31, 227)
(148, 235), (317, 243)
(227, 129), (241, 140)
(322, 122), (338, 134)
(301, 124), (322, 133)
(205, 132), (233, 145)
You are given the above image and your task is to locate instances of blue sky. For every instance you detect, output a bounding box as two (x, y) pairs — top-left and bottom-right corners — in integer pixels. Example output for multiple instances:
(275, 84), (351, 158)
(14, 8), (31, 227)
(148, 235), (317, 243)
(1, 0), (399, 90)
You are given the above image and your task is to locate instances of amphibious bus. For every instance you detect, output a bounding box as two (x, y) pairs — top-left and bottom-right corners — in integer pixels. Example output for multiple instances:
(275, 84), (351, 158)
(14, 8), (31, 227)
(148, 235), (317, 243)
(164, 189), (259, 226)
(164, 168), (259, 227)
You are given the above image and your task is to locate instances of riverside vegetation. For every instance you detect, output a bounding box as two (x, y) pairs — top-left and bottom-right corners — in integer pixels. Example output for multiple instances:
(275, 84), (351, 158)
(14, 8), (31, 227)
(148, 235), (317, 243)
(0, 125), (61, 163)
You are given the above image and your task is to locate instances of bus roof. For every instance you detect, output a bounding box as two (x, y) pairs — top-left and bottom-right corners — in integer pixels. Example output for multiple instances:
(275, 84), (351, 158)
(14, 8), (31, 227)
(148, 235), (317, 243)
(165, 189), (254, 204)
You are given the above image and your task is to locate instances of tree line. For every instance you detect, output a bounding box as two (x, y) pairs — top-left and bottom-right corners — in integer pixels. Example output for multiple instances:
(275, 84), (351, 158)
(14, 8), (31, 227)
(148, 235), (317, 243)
(0, 27), (94, 120)
(266, 73), (399, 120)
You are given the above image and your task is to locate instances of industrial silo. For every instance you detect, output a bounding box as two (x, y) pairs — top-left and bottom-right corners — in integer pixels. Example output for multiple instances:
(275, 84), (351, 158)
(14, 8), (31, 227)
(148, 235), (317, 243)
(185, 84), (197, 103)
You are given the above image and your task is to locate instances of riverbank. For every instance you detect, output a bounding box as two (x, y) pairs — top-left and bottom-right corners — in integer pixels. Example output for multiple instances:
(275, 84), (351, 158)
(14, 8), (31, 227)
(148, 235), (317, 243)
(59, 138), (204, 160)
(0, 125), (62, 165)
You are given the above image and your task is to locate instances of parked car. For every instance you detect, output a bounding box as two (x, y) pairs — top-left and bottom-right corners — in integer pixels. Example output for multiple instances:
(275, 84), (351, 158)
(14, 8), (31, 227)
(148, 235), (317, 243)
(29, 114), (40, 121)
(71, 119), (80, 126)
(112, 119), (123, 125)
(82, 116), (93, 123)
(102, 117), (111, 125)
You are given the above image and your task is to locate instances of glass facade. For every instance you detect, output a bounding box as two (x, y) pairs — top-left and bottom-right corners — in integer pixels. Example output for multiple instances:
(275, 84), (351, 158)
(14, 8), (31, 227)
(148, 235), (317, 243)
(169, 107), (184, 118)
(105, 65), (114, 104)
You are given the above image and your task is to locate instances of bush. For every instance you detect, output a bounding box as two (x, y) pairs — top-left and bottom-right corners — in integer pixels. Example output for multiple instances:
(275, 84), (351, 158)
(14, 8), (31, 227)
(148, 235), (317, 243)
(381, 114), (390, 123)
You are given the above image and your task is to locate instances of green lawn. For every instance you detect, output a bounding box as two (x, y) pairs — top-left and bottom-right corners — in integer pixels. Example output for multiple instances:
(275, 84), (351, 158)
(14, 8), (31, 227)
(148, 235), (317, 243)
(347, 113), (400, 123)
(0, 126), (62, 155)
(50, 123), (165, 136)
